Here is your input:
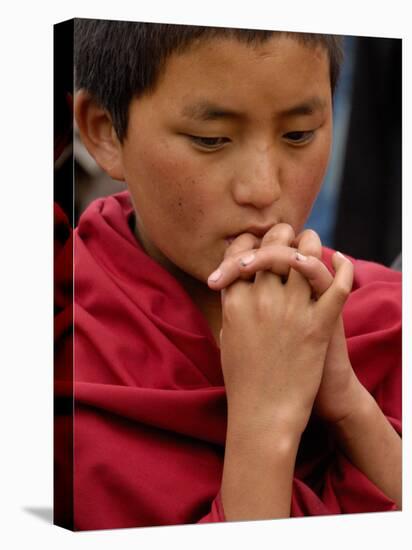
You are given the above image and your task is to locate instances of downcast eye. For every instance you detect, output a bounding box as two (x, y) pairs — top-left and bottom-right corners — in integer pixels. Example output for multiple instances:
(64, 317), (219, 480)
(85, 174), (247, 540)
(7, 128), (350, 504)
(283, 130), (315, 144)
(189, 136), (230, 149)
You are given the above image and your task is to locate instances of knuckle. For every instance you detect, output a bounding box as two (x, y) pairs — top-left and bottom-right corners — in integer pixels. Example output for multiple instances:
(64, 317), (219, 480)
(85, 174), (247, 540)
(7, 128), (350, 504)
(222, 283), (248, 319)
(304, 228), (320, 239)
(299, 237), (322, 259)
(300, 228), (320, 242)
(255, 243), (288, 268)
(224, 233), (259, 258)
(261, 223), (295, 246)
(255, 289), (277, 319)
(333, 281), (352, 302)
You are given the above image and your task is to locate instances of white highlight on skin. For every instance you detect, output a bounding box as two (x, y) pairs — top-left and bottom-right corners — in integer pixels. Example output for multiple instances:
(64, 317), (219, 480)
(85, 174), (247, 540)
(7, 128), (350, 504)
(239, 253), (256, 266)
(296, 252), (308, 261)
(208, 269), (222, 282)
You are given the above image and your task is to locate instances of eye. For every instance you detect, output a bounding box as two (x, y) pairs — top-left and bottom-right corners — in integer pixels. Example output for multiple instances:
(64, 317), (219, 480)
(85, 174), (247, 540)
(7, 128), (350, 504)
(283, 130), (315, 145)
(188, 135), (230, 150)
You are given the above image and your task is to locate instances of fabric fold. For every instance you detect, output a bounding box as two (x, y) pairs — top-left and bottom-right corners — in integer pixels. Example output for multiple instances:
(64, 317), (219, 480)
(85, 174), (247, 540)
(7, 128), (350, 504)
(53, 191), (401, 530)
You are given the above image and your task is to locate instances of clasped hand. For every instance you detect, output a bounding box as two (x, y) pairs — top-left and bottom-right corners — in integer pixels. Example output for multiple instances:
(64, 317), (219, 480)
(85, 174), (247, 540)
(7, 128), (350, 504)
(208, 224), (363, 433)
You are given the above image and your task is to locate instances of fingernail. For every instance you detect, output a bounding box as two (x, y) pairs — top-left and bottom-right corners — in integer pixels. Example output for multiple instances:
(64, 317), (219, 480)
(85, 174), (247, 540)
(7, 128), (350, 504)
(239, 253), (255, 266)
(335, 251), (345, 259)
(208, 268), (222, 282)
(296, 252), (307, 262)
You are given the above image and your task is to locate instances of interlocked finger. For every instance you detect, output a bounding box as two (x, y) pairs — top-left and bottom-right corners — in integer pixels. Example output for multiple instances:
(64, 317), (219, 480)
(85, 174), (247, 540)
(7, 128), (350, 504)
(223, 233), (261, 260)
(294, 229), (322, 259)
(288, 252), (333, 298)
(317, 251), (354, 319)
(208, 232), (261, 287)
(286, 229), (323, 301)
(256, 223), (295, 285)
(261, 223), (295, 247)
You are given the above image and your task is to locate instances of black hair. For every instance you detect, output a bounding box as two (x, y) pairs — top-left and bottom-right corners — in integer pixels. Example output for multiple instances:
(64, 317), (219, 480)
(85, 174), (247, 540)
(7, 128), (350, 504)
(74, 19), (344, 142)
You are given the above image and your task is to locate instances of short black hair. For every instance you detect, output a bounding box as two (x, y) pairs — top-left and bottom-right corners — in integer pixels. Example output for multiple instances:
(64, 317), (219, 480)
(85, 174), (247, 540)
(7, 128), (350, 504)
(74, 19), (344, 142)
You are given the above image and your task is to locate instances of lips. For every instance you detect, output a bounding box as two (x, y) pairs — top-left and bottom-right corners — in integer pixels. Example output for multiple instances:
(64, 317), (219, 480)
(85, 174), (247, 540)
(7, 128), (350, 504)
(243, 225), (275, 238)
(226, 225), (275, 244)
(227, 224), (276, 241)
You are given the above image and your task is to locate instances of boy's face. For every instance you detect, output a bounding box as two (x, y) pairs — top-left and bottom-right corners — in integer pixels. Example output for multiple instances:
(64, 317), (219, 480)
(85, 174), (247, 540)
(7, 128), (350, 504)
(119, 35), (333, 283)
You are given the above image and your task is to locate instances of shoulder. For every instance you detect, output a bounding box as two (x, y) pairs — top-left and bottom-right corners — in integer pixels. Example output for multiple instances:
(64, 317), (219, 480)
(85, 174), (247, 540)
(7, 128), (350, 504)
(76, 190), (134, 240)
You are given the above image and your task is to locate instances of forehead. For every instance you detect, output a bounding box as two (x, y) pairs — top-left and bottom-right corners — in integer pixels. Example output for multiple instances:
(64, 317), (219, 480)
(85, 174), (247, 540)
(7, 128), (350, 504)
(149, 35), (331, 116)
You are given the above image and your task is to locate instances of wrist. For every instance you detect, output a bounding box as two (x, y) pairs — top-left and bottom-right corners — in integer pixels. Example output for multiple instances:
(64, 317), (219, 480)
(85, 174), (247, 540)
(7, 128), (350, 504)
(226, 403), (305, 450)
(222, 418), (300, 520)
(332, 382), (375, 435)
(317, 368), (367, 425)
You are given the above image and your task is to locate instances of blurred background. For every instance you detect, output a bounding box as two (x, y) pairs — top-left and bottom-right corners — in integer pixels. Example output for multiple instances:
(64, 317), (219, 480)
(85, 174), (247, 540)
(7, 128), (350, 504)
(55, 32), (402, 268)
(305, 35), (401, 268)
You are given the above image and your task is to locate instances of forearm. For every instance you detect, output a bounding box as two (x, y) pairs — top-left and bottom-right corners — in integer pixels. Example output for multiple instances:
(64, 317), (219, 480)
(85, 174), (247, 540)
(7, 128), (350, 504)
(221, 409), (301, 521)
(332, 383), (402, 509)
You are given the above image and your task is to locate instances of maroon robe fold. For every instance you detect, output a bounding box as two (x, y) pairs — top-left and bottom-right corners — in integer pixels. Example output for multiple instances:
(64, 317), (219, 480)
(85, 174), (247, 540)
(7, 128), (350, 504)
(56, 191), (401, 530)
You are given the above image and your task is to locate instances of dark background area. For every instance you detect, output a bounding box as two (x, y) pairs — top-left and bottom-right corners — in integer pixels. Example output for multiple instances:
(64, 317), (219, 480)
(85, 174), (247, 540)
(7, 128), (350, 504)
(333, 36), (401, 267)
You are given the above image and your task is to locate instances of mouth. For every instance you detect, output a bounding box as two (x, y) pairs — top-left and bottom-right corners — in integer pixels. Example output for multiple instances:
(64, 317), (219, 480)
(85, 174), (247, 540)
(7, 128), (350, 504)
(225, 225), (276, 244)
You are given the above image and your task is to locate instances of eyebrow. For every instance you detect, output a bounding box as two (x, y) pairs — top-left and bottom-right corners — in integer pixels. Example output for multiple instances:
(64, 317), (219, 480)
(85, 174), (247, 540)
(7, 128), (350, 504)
(181, 101), (242, 121)
(278, 96), (328, 118)
(181, 96), (327, 122)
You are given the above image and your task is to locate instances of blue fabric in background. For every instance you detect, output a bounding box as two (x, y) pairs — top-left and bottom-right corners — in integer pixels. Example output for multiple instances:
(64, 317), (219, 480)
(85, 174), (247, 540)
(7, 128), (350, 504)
(305, 37), (355, 246)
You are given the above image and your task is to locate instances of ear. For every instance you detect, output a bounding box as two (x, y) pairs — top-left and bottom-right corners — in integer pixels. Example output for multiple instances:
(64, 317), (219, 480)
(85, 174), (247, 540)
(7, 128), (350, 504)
(74, 90), (125, 181)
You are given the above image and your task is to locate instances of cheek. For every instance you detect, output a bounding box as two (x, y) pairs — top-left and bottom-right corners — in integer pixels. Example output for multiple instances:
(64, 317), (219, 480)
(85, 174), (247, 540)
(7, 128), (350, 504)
(125, 142), (214, 234)
(284, 149), (329, 228)
(125, 142), (181, 208)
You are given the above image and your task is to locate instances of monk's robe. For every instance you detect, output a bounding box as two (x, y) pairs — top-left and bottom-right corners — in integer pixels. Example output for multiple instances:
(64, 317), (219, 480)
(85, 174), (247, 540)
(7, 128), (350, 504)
(55, 191), (401, 531)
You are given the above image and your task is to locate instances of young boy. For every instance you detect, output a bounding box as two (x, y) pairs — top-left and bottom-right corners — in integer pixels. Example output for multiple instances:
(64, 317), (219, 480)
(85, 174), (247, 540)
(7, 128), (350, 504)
(58, 19), (401, 531)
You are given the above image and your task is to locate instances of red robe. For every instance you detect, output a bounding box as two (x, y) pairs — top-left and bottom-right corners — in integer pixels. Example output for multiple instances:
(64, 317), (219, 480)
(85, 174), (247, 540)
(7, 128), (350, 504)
(56, 191), (401, 531)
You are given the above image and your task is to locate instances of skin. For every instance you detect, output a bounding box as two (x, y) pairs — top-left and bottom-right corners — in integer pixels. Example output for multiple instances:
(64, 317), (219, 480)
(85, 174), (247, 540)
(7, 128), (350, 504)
(216, 227), (401, 510)
(212, 225), (358, 424)
(75, 34), (401, 519)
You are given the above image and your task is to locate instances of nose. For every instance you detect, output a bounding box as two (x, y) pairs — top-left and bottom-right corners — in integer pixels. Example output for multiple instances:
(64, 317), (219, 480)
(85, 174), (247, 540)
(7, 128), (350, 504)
(231, 144), (281, 210)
